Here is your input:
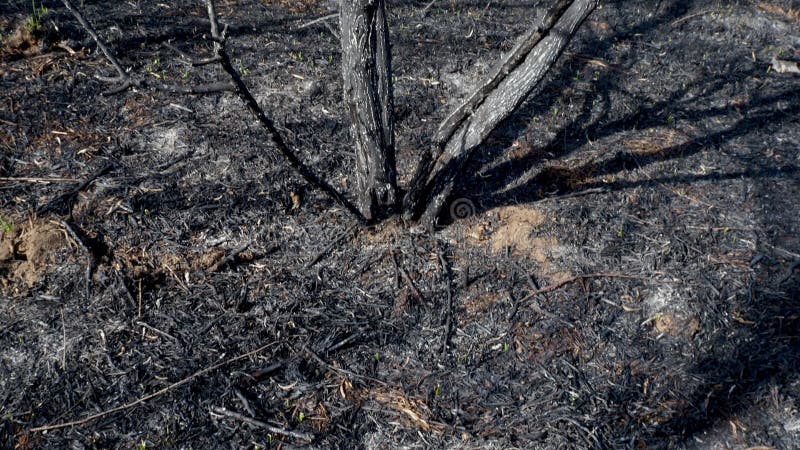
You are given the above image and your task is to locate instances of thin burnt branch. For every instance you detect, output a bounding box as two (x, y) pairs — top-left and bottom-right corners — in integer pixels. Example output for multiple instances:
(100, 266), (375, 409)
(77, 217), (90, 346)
(203, 0), (366, 225)
(61, 0), (234, 95)
(208, 241), (252, 272)
(305, 224), (359, 268)
(210, 407), (313, 442)
(164, 42), (222, 67)
(61, 0), (130, 94)
(206, 0), (222, 41)
(518, 273), (656, 304)
(28, 342), (279, 432)
(152, 81), (234, 94)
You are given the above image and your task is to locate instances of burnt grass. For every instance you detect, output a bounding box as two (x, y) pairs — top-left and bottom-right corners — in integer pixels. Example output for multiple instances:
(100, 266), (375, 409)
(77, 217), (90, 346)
(1, 0), (800, 448)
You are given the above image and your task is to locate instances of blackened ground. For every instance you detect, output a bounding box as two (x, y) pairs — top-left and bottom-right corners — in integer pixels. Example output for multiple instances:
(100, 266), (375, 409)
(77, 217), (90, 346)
(1, 0), (799, 448)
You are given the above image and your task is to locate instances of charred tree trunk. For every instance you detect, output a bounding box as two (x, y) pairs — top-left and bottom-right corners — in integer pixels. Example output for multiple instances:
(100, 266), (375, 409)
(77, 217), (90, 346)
(404, 0), (599, 227)
(340, 0), (396, 221)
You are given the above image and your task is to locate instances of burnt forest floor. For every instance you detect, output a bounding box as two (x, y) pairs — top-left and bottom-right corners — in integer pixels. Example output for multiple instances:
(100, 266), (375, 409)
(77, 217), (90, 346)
(1, 0), (800, 448)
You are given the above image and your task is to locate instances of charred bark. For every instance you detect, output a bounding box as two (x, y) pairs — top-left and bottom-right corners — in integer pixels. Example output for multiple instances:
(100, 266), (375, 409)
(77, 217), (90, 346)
(404, 0), (599, 226)
(340, 0), (397, 221)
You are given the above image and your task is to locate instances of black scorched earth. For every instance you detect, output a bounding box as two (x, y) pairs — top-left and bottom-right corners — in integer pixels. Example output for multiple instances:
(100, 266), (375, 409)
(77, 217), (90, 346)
(1, 0), (799, 448)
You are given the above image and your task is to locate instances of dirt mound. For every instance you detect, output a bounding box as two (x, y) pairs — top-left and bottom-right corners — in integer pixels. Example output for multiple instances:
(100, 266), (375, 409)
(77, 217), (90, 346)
(0, 219), (69, 288)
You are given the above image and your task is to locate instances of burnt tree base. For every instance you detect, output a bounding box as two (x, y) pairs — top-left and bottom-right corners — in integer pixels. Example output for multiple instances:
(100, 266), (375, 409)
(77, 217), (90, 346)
(340, 0), (397, 221)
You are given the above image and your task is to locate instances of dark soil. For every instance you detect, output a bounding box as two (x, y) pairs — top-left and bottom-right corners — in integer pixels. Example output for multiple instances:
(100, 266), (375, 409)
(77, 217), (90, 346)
(2, 0), (800, 448)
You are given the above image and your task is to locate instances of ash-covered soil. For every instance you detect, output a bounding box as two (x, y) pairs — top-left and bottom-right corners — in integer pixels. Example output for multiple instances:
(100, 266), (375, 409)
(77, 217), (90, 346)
(2, 0), (800, 448)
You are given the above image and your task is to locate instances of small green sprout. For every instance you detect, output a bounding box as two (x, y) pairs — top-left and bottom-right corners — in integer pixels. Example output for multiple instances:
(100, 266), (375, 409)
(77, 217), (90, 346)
(0, 216), (12, 232)
(25, 0), (48, 32)
(298, 412), (305, 423)
(236, 58), (249, 76)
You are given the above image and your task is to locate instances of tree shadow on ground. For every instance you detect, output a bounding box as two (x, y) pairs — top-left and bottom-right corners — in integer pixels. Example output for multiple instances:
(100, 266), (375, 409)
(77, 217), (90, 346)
(444, 0), (783, 218)
(437, 0), (800, 445)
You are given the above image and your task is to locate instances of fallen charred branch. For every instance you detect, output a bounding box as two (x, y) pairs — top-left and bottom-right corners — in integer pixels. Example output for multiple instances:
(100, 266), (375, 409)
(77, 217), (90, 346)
(28, 341), (280, 433)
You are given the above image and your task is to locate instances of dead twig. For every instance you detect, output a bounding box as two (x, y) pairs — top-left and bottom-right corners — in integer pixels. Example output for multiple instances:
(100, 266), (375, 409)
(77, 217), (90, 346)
(61, 0), (130, 95)
(0, 176), (80, 183)
(779, 261), (800, 285)
(37, 163), (114, 215)
(54, 219), (93, 300)
(297, 13), (339, 30)
(164, 42), (222, 67)
(29, 341), (279, 433)
(765, 244), (800, 260)
(303, 345), (387, 386)
(208, 241), (252, 272)
(60, 307), (67, 371)
(670, 9), (718, 27)
(326, 333), (361, 353)
(437, 248), (454, 354)
(305, 225), (359, 268)
(419, 0), (437, 16)
(393, 251), (426, 302)
(211, 407), (313, 442)
(539, 187), (606, 202)
(151, 81), (235, 94)
(518, 273), (655, 304)
(135, 321), (178, 342)
(564, 52), (622, 71)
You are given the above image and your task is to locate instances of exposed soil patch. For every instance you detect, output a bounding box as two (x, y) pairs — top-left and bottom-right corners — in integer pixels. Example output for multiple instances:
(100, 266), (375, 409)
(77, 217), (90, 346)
(0, 219), (70, 288)
(467, 205), (573, 282)
(0, 25), (40, 62)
